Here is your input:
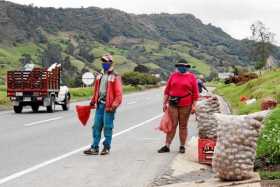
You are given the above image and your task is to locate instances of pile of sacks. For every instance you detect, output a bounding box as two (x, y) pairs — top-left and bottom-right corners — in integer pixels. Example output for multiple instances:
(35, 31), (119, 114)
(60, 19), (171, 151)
(261, 97), (277, 110)
(196, 96), (221, 139)
(213, 111), (270, 181)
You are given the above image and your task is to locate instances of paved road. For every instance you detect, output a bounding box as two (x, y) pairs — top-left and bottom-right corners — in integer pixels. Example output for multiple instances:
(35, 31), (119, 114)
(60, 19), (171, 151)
(0, 88), (197, 187)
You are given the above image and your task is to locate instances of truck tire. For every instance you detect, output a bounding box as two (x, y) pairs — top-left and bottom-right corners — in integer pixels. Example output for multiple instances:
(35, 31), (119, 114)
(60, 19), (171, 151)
(47, 96), (55, 113)
(32, 104), (39, 113)
(14, 105), (23, 113)
(62, 94), (70, 111)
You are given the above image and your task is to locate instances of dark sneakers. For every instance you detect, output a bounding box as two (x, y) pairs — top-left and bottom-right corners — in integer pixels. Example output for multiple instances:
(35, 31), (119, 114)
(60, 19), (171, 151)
(179, 146), (185, 154)
(83, 148), (99, 155)
(100, 148), (110, 155)
(158, 145), (170, 153)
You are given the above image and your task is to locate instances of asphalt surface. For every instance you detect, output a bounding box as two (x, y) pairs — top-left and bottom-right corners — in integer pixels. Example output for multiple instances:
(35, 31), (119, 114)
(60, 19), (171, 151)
(0, 88), (197, 187)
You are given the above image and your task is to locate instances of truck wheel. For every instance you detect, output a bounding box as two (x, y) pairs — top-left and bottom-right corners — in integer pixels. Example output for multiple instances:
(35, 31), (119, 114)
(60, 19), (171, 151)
(14, 105), (23, 113)
(32, 104), (39, 113)
(62, 94), (70, 111)
(47, 96), (55, 113)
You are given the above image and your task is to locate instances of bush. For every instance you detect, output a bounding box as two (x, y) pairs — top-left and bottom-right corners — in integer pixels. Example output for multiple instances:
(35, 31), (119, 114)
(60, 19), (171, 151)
(257, 107), (280, 164)
(122, 72), (160, 86)
(134, 64), (150, 73)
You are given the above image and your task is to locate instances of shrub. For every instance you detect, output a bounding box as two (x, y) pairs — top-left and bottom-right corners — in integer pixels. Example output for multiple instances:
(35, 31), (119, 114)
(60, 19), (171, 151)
(122, 72), (160, 86)
(257, 107), (280, 164)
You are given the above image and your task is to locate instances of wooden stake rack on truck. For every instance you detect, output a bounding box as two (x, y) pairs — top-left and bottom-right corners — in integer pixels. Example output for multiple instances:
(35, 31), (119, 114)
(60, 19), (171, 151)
(7, 64), (70, 113)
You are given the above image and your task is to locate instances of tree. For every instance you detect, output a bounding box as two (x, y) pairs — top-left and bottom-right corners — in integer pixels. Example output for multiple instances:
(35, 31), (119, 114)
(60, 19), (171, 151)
(206, 70), (218, 81)
(40, 43), (63, 67)
(232, 65), (239, 76)
(20, 54), (32, 66)
(250, 21), (275, 69)
(134, 64), (149, 73)
(66, 41), (75, 56)
(34, 28), (48, 43)
(77, 41), (94, 63)
(122, 72), (160, 86)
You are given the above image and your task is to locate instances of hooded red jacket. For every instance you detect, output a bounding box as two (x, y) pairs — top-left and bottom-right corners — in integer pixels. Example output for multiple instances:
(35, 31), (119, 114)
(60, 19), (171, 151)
(91, 73), (123, 111)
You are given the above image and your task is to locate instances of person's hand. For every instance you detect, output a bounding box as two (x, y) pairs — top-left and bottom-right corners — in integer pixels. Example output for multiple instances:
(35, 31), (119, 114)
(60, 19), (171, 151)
(191, 105), (196, 114)
(106, 106), (116, 112)
(90, 101), (95, 108)
(163, 104), (168, 112)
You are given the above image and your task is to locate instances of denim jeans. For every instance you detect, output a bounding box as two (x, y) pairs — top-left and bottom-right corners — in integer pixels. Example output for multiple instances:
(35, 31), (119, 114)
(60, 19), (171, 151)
(91, 103), (115, 150)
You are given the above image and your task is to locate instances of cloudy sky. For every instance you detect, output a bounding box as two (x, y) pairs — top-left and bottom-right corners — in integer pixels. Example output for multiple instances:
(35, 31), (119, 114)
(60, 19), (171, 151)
(8, 0), (280, 43)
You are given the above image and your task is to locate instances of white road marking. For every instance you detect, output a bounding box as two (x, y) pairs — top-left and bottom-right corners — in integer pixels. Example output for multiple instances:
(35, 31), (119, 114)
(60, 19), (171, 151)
(127, 101), (137, 105)
(0, 113), (163, 185)
(0, 111), (11, 115)
(24, 117), (63, 127)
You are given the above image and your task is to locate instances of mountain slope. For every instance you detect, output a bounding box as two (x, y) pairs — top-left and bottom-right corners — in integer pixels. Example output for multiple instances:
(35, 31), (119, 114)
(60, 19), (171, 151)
(0, 1), (279, 86)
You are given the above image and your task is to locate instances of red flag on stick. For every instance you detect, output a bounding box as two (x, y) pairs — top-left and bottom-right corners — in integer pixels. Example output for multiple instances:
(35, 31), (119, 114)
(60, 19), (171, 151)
(75, 105), (92, 126)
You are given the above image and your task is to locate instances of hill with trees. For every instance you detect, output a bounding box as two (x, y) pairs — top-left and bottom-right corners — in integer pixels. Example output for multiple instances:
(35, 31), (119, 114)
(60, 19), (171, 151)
(0, 1), (279, 86)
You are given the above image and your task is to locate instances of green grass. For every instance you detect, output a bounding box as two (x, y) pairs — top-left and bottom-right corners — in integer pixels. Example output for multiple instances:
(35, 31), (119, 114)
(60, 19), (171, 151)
(92, 42), (128, 58)
(215, 70), (280, 114)
(257, 107), (280, 164)
(69, 57), (85, 71)
(143, 40), (160, 52)
(69, 87), (93, 101)
(144, 63), (161, 70)
(0, 43), (42, 76)
(0, 85), (9, 107)
(259, 171), (280, 180)
(93, 54), (137, 75)
(69, 85), (142, 101)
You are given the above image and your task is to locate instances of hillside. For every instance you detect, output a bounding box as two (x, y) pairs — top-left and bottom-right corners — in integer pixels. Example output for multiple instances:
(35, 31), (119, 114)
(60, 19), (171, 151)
(215, 70), (280, 114)
(0, 1), (280, 86)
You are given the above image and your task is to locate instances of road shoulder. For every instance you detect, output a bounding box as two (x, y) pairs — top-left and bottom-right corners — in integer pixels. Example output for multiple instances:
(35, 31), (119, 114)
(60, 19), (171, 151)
(148, 94), (261, 187)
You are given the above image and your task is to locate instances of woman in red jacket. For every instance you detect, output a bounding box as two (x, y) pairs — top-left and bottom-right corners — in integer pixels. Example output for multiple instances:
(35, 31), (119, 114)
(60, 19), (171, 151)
(158, 59), (199, 154)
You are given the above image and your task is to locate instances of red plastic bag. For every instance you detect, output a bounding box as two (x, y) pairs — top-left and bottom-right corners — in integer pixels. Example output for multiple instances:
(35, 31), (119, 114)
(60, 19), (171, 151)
(76, 105), (92, 126)
(159, 107), (173, 134)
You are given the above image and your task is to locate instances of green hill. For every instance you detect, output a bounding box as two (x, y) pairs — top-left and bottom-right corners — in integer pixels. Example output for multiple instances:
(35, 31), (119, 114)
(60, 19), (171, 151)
(0, 1), (279, 86)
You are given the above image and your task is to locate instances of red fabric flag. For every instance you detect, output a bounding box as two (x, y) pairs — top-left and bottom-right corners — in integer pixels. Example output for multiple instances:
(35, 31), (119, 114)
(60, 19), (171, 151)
(75, 105), (92, 126)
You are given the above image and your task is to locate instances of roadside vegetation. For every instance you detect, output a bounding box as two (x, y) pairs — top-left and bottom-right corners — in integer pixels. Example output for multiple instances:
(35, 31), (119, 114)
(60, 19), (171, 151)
(215, 70), (280, 114)
(0, 85), (9, 108)
(70, 85), (146, 102)
(215, 70), (280, 180)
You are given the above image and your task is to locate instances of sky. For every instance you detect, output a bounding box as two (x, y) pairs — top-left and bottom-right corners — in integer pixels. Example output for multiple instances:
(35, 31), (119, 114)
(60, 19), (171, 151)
(7, 0), (280, 43)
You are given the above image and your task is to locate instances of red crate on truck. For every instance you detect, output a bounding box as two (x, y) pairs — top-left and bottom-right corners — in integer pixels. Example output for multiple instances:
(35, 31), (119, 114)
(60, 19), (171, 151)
(198, 138), (217, 165)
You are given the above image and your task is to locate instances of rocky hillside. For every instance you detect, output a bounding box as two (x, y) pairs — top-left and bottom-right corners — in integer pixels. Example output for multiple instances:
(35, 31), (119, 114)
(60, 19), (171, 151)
(0, 1), (279, 86)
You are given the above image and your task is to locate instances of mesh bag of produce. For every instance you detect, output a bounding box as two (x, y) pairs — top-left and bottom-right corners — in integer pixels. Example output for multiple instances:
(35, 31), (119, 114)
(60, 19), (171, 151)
(213, 111), (270, 181)
(196, 96), (221, 139)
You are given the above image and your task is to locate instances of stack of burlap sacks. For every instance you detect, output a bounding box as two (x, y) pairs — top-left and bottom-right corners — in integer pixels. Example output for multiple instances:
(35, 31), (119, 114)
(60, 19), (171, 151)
(195, 94), (271, 181)
(196, 95), (221, 139)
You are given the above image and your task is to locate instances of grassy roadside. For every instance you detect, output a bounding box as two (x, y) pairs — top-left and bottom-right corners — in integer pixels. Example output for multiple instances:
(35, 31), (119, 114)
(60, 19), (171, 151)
(70, 85), (146, 102)
(214, 70), (280, 180)
(215, 70), (280, 115)
(0, 85), (9, 109)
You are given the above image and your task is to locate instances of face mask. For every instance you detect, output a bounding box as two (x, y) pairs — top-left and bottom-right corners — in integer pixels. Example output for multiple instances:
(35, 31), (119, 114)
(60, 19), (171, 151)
(177, 66), (188, 73)
(102, 63), (111, 71)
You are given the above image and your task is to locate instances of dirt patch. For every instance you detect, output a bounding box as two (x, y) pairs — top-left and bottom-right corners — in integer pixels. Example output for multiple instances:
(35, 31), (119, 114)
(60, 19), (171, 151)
(150, 167), (215, 186)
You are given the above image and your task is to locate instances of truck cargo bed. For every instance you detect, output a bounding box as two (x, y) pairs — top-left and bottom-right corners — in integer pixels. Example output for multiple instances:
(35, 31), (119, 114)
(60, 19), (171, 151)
(7, 67), (60, 96)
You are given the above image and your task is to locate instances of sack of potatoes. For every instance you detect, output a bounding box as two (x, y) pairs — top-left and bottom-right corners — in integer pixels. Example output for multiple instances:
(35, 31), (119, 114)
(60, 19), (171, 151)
(196, 96), (221, 139)
(212, 111), (271, 181)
